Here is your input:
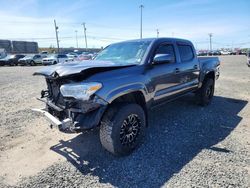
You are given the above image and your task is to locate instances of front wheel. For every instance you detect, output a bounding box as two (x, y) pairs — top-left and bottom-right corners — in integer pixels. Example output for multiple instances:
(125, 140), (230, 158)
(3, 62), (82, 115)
(196, 78), (215, 106)
(100, 103), (146, 156)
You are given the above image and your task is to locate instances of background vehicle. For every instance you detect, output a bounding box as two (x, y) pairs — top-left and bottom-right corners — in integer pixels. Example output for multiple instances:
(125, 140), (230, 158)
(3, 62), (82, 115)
(66, 52), (78, 62)
(42, 54), (68, 65)
(208, 50), (221, 56)
(0, 48), (7, 59)
(220, 50), (231, 55)
(0, 54), (25, 66)
(41, 51), (48, 55)
(66, 52), (78, 58)
(18, 54), (44, 66)
(247, 52), (250, 67)
(33, 38), (220, 156)
(197, 50), (208, 56)
(77, 53), (93, 60)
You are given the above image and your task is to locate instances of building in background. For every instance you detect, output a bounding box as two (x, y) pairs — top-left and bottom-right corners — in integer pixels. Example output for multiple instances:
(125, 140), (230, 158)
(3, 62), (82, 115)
(0, 40), (39, 54)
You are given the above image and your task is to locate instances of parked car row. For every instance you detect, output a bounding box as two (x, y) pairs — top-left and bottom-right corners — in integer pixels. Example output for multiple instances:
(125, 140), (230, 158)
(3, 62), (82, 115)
(0, 51), (95, 66)
(197, 50), (248, 56)
(0, 54), (25, 66)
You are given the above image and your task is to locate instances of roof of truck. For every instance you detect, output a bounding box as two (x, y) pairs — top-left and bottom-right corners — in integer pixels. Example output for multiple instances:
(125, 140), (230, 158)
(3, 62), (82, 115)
(114, 37), (193, 44)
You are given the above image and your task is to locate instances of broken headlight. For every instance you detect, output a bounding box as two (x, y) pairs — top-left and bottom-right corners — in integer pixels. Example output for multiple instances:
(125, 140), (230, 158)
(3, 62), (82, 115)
(60, 82), (102, 100)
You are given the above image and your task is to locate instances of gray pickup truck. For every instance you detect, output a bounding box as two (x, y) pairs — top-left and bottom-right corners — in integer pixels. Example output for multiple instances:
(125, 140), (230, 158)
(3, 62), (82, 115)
(33, 38), (220, 156)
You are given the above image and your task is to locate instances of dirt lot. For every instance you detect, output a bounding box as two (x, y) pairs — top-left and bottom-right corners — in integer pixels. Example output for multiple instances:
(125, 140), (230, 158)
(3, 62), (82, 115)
(0, 55), (249, 187)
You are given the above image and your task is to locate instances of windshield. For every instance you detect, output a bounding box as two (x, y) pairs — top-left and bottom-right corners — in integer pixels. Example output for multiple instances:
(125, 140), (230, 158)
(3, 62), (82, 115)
(48, 54), (57, 58)
(94, 41), (151, 64)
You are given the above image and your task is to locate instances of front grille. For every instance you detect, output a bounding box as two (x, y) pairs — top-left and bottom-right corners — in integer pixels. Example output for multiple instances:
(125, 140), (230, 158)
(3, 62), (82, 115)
(46, 79), (65, 107)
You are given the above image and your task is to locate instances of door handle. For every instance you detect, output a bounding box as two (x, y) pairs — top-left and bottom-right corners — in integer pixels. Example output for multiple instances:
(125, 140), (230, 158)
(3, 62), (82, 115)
(175, 68), (180, 74)
(194, 65), (198, 69)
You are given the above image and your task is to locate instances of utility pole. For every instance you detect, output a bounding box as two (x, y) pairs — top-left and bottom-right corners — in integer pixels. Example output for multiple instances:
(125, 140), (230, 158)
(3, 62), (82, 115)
(139, 5), (144, 39)
(75, 30), (78, 48)
(54, 19), (60, 53)
(208, 33), (213, 51)
(156, 29), (159, 38)
(82, 23), (88, 50)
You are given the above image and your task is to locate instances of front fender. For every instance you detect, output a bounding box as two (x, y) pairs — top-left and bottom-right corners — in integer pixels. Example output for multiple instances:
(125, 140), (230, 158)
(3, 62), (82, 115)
(104, 83), (148, 104)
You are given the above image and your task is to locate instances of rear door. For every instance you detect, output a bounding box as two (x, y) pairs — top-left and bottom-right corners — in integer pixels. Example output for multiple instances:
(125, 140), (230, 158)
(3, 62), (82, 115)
(176, 43), (200, 91)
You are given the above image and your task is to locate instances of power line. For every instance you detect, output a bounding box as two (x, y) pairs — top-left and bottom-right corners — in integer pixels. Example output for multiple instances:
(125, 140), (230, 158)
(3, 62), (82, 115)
(0, 20), (155, 32)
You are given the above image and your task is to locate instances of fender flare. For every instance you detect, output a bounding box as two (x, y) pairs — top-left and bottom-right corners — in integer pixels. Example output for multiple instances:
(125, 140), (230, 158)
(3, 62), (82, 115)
(199, 70), (215, 87)
(104, 83), (149, 104)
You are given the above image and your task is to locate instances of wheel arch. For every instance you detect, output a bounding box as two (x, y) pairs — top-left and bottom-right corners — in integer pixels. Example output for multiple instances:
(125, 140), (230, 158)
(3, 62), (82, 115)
(104, 89), (149, 126)
(200, 70), (215, 86)
(204, 71), (215, 81)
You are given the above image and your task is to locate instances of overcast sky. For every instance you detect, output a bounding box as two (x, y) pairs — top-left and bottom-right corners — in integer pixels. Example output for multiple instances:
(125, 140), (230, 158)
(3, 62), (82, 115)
(0, 0), (249, 49)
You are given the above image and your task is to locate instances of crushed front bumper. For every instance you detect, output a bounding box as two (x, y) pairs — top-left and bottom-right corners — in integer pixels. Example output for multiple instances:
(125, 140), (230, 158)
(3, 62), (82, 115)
(32, 95), (108, 133)
(32, 108), (73, 130)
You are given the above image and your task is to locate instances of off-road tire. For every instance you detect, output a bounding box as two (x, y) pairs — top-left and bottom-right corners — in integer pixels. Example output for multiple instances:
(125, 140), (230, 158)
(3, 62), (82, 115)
(100, 103), (146, 156)
(196, 78), (215, 106)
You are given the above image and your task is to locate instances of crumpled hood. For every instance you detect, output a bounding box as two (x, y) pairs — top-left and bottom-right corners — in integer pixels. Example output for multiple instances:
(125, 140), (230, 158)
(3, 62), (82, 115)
(33, 60), (136, 78)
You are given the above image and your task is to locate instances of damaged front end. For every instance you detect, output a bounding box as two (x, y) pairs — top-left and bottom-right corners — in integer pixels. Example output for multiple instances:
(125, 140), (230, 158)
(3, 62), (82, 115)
(32, 60), (135, 132)
(33, 77), (108, 133)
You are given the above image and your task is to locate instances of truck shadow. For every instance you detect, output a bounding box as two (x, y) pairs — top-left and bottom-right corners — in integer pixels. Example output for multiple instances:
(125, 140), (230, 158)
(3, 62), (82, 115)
(50, 95), (247, 188)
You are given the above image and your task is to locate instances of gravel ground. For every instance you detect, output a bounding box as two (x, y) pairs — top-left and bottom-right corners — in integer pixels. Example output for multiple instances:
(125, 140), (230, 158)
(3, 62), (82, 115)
(0, 55), (249, 188)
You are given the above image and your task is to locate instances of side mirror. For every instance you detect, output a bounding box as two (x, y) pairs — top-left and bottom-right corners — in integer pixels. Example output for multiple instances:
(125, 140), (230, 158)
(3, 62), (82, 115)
(153, 54), (173, 65)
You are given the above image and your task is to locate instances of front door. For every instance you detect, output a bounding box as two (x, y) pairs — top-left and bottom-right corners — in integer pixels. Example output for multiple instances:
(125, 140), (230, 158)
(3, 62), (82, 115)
(147, 43), (181, 106)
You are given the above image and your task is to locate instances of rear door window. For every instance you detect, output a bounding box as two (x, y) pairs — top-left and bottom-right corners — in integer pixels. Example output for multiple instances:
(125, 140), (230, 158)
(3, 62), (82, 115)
(178, 44), (194, 62)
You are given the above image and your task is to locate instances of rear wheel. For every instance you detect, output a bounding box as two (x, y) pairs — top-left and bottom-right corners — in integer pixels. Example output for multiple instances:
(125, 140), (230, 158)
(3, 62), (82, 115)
(196, 78), (215, 106)
(100, 103), (146, 156)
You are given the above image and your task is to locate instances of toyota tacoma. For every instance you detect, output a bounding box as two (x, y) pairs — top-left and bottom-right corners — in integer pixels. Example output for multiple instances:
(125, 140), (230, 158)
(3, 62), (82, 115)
(32, 38), (220, 156)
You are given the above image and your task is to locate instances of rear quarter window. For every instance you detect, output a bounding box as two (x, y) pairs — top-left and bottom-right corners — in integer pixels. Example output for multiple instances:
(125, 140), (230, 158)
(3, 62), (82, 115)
(178, 44), (194, 62)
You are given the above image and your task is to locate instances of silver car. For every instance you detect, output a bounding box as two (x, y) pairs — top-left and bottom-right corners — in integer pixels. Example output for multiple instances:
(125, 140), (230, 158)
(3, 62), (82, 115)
(18, 54), (44, 66)
(42, 54), (68, 65)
